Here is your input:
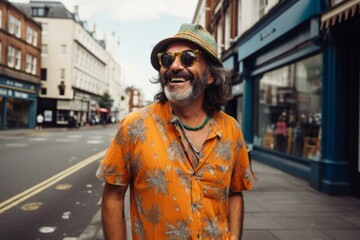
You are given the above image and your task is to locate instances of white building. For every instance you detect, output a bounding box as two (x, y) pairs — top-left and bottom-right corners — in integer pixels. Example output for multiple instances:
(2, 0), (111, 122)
(15, 1), (122, 127)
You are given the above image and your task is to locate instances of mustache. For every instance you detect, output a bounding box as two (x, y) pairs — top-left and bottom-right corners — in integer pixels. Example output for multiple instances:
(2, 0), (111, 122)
(163, 70), (194, 82)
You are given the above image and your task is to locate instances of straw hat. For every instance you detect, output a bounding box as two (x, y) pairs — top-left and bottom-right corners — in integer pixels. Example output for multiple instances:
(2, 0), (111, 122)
(150, 23), (222, 71)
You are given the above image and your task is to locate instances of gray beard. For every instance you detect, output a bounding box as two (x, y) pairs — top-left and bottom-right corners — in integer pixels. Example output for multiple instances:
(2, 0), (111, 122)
(164, 72), (209, 105)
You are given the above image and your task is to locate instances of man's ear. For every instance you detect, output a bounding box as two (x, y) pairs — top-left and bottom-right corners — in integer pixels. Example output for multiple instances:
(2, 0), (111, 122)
(207, 72), (215, 85)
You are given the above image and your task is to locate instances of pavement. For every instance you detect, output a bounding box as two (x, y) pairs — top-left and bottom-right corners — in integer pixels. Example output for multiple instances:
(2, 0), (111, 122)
(78, 160), (360, 240)
(2, 127), (360, 240)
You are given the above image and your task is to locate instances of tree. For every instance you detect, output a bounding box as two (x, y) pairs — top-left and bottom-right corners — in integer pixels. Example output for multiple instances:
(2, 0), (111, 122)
(98, 90), (114, 109)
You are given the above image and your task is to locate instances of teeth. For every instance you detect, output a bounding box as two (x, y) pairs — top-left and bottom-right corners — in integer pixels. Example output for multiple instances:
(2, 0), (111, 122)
(170, 78), (186, 83)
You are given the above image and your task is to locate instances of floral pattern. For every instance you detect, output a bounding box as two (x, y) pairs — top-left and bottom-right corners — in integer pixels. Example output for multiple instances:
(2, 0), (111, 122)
(96, 102), (252, 239)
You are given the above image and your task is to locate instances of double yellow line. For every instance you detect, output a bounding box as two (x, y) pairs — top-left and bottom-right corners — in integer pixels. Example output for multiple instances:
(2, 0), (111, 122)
(0, 150), (106, 214)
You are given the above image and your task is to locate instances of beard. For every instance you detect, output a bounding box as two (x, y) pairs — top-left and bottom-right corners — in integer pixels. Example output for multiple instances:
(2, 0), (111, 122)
(162, 69), (210, 105)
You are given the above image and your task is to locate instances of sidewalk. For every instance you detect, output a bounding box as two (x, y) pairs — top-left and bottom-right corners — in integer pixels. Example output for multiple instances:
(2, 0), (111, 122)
(80, 160), (360, 240)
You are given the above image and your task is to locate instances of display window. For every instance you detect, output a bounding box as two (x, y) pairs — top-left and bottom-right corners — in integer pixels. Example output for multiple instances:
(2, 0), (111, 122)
(254, 54), (322, 159)
(6, 98), (29, 129)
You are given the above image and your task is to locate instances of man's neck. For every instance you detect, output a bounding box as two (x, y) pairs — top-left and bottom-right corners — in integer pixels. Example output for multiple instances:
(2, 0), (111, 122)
(169, 98), (206, 121)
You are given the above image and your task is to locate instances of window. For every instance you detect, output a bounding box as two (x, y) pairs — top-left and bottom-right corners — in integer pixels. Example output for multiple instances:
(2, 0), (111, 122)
(15, 48), (21, 69)
(41, 68), (47, 80)
(224, 8), (231, 49)
(60, 68), (65, 79)
(40, 88), (47, 95)
(42, 44), (48, 55)
(15, 18), (21, 38)
(32, 57), (37, 74)
(41, 23), (48, 34)
(26, 26), (33, 43)
(237, 0), (243, 36)
(258, 0), (266, 18)
(254, 54), (322, 159)
(7, 46), (15, 67)
(26, 54), (32, 73)
(0, 9), (3, 28)
(32, 7), (45, 16)
(33, 31), (38, 46)
(60, 44), (66, 55)
(9, 15), (15, 34)
(216, 21), (223, 55)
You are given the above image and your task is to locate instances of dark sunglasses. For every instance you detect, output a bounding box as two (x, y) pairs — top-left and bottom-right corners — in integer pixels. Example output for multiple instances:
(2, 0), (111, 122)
(157, 49), (201, 68)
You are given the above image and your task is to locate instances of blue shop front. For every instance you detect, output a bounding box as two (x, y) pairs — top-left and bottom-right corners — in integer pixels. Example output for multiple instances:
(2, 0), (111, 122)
(0, 77), (38, 130)
(225, 0), (353, 195)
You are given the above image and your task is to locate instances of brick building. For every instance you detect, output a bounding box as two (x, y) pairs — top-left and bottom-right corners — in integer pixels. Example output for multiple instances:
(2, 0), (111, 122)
(0, 0), (41, 129)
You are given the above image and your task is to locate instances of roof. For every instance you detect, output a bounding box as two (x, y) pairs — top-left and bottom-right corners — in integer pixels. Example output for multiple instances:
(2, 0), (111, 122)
(13, 1), (74, 19)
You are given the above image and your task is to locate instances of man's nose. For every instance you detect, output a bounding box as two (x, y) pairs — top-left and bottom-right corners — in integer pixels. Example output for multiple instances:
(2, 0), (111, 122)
(170, 55), (184, 70)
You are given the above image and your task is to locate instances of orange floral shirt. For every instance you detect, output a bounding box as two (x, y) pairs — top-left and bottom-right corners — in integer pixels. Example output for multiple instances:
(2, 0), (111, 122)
(96, 102), (252, 240)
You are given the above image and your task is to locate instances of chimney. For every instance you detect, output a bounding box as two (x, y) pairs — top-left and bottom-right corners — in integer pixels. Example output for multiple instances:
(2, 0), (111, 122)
(74, 5), (79, 15)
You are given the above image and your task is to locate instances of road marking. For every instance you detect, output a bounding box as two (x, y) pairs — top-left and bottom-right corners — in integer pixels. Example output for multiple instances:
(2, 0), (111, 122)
(28, 137), (48, 141)
(86, 139), (104, 144)
(0, 150), (106, 214)
(56, 138), (79, 142)
(21, 202), (43, 211)
(6, 143), (28, 147)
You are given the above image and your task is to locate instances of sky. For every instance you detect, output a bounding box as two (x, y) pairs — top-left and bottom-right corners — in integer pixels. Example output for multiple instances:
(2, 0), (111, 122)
(11, 0), (199, 101)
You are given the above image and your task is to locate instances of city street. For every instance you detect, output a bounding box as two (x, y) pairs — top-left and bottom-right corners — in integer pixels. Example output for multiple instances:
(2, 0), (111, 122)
(0, 125), (118, 240)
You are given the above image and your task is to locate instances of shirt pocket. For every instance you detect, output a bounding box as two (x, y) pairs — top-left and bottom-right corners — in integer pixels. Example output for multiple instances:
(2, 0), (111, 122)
(201, 164), (231, 201)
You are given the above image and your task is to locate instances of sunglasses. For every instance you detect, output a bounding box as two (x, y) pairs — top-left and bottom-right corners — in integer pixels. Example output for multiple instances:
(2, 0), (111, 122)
(157, 50), (201, 68)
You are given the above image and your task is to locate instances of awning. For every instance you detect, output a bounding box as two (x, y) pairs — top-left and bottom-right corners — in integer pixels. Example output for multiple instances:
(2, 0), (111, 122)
(321, 0), (360, 29)
(97, 108), (109, 113)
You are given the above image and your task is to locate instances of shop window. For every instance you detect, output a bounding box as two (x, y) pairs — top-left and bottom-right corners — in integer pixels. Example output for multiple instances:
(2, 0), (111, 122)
(6, 98), (29, 129)
(57, 110), (69, 124)
(254, 54), (322, 160)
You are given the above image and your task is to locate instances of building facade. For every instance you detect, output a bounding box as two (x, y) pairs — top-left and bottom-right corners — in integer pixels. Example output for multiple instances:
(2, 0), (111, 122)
(194, 0), (360, 196)
(15, 1), (122, 127)
(0, 0), (41, 130)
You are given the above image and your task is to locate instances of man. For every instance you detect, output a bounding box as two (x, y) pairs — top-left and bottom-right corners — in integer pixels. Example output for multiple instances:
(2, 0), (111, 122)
(96, 23), (253, 240)
(36, 113), (44, 130)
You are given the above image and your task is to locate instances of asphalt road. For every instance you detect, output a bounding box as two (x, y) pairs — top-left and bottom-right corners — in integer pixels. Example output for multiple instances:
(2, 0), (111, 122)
(0, 125), (118, 240)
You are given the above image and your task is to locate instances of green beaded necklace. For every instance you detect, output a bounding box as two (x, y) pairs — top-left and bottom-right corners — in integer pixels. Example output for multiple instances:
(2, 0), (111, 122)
(178, 115), (210, 131)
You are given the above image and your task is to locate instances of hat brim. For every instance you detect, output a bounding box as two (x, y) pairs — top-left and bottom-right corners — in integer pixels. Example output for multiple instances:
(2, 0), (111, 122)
(150, 37), (223, 71)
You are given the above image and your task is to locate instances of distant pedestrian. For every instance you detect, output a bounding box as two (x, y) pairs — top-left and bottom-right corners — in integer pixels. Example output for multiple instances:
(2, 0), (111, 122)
(96, 23), (253, 240)
(36, 113), (44, 131)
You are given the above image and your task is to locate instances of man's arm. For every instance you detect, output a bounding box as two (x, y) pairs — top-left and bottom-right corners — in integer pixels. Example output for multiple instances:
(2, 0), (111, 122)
(101, 183), (128, 240)
(227, 192), (244, 240)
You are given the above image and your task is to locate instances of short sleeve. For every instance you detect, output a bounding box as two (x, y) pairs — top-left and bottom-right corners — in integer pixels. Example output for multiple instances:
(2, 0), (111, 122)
(96, 119), (132, 186)
(230, 125), (253, 192)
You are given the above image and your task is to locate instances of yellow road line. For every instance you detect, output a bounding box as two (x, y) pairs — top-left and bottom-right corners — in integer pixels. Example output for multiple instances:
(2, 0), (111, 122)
(0, 150), (106, 214)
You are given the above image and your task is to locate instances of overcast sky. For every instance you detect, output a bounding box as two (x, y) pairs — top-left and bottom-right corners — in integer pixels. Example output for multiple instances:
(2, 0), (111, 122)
(11, 0), (198, 101)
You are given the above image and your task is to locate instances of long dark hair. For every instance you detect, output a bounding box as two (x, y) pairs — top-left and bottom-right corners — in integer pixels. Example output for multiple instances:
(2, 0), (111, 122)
(152, 62), (232, 115)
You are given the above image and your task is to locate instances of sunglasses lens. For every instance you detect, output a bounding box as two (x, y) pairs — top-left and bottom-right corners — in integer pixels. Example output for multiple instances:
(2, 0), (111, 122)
(160, 53), (174, 68)
(181, 51), (196, 67)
